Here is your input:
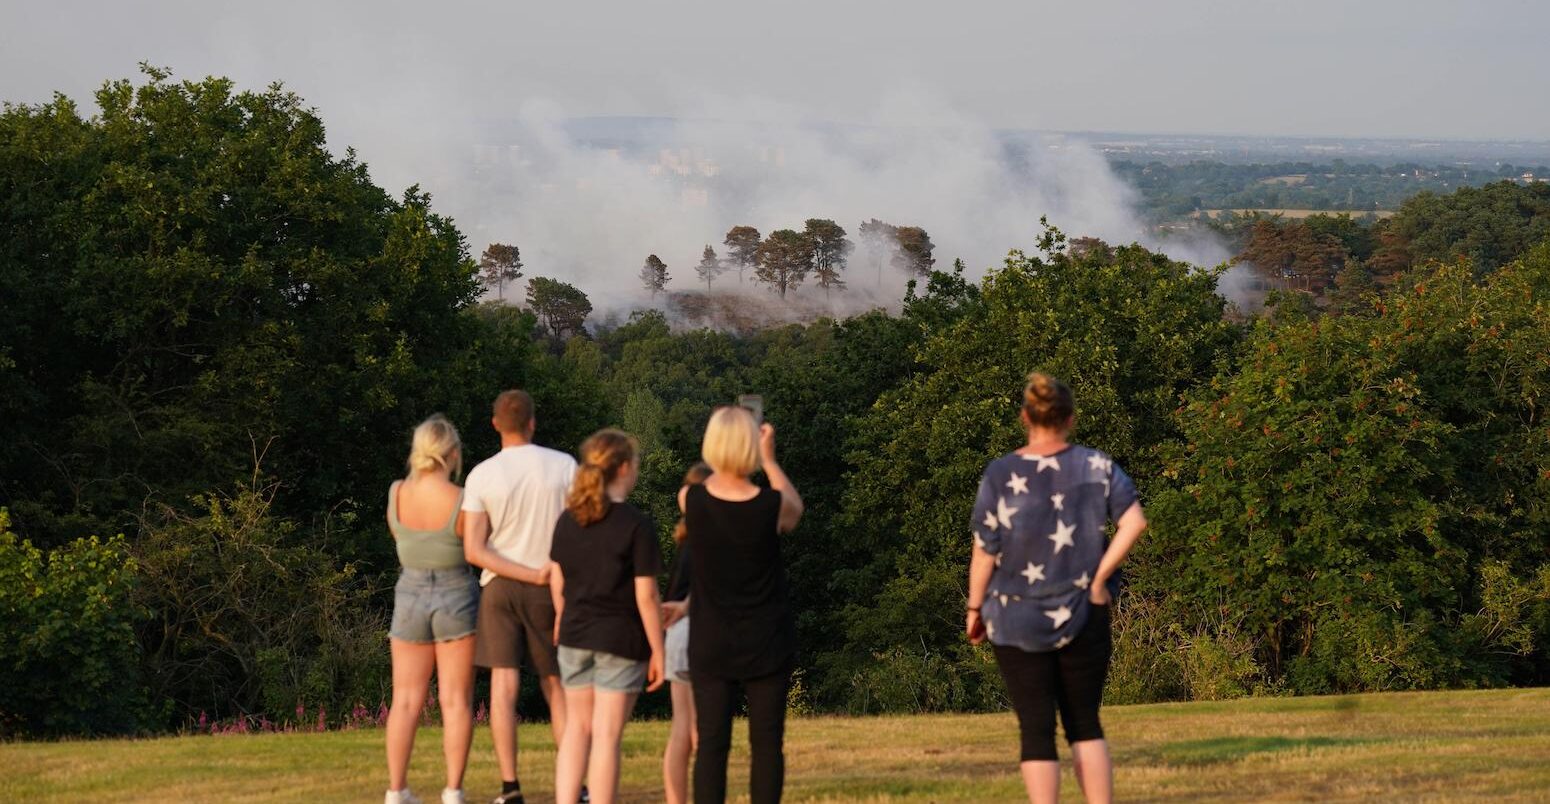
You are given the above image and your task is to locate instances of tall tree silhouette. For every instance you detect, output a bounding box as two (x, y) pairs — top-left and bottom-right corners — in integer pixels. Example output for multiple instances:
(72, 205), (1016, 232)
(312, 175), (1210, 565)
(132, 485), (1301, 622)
(479, 242), (524, 301)
(723, 225), (761, 283)
(640, 254), (670, 298)
(804, 218), (853, 298)
(694, 244), (727, 293)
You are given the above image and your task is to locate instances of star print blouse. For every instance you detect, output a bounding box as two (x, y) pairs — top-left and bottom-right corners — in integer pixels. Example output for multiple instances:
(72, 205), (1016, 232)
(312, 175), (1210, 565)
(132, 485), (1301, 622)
(970, 444), (1138, 652)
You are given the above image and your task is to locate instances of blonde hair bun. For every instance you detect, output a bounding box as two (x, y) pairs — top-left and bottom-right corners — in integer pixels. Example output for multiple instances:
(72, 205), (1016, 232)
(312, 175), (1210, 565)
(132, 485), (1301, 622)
(407, 414), (463, 478)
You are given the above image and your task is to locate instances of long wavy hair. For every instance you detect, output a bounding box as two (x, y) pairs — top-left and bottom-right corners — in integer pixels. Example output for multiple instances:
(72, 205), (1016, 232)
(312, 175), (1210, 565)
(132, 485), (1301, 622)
(566, 428), (639, 526)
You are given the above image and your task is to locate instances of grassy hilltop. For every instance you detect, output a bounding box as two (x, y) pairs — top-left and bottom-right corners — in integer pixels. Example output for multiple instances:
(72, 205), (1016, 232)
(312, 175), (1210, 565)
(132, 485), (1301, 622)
(5, 688), (1548, 802)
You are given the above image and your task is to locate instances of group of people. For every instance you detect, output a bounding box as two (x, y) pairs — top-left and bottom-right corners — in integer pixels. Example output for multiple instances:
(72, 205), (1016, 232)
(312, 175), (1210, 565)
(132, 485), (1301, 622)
(382, 372), (1144, 804)
(383, 392), (801, 804)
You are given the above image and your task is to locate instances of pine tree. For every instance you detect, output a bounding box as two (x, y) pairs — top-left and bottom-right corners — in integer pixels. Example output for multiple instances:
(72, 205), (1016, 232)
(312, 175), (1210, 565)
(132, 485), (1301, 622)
(695, 245), (727, 293)
(479, 243), (524, 301)
(640, 254), (670, 298)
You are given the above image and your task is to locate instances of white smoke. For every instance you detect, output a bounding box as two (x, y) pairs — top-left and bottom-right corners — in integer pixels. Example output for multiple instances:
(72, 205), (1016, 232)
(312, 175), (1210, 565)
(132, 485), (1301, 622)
(333, 91), (1223, 316)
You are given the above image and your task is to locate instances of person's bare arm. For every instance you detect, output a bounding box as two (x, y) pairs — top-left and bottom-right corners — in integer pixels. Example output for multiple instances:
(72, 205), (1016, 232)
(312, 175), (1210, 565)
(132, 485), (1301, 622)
(661, 598), (688, 627)
(635, 577), (666, 692)
(1090, 501), (1147, 605)
(965, 544), (996, 644)
(758, 424), (804, 533)
(461, 510), (551, 585)
(551, 562), (565, 646)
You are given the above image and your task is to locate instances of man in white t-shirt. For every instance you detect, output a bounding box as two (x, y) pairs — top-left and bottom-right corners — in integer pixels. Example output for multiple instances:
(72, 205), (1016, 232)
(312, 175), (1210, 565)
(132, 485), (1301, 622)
(461, 390), (577, 804)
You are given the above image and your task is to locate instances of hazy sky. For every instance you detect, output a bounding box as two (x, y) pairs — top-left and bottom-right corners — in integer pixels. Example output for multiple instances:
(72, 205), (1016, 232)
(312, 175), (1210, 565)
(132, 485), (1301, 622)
(3, 0), (1547, 141)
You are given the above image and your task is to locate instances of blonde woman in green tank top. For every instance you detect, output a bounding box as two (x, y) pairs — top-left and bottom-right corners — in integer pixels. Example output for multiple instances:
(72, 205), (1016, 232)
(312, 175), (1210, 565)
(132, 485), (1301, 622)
(385, 415), (480, 804)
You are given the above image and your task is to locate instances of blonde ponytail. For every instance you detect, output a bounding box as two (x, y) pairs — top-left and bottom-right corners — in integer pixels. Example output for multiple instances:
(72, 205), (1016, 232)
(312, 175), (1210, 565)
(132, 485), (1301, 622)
(567, 429), (639, 526)
(407, 414), (463, 479)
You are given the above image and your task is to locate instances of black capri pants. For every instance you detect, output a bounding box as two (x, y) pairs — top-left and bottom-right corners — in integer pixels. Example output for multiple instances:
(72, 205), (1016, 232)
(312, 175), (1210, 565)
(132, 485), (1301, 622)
(992, 602), (1112, 761)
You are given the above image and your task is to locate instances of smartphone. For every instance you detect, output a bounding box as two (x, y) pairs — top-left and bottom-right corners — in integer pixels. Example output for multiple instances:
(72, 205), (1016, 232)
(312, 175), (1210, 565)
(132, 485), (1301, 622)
(737, 394), (764, 425)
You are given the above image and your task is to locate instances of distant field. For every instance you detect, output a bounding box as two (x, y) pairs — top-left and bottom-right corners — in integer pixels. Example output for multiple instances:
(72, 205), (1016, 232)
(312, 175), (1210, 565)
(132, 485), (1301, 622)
(4, 689), (1548, 802)
(1198, 208), (1397, 219)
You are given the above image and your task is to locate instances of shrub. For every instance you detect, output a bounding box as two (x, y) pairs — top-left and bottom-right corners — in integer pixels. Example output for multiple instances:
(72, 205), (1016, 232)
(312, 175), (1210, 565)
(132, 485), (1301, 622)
(132, 485), (389, 728)
(0, 509), (147, 736)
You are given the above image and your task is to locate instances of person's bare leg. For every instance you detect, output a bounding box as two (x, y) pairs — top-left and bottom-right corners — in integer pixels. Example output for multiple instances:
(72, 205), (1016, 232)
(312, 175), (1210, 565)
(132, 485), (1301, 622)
(662, 681), (695, 804)
(1019, 759), (1061, 804)
(489, 666), (521, 784)
(540, 673), (567, 746)
(1071, 739), (1112, 803)
(387, 639), (436, 793)
(555, 686), (594, 804)
(585, 689), (639, 804)
(435, 636), (477, 793)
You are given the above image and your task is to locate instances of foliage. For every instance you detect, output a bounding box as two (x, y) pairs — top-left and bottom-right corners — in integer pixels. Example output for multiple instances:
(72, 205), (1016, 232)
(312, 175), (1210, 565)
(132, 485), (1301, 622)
(825, 230), (1240, 709)
(755, 228), (812, 297)
(1146, 250), (1550, 693)
(478, 242), (524, 301)
(1233, 218), (1347, 293)
(639, 253), (670, 297)
(892, 225), (935, 277)
(526, 276), (593, 339)
(1113, 159), (1548, 221)
(722, 225), (761, 283)
(0, 67), (482, 552)
(8, 69), (1550, 735)
(803, 218), (852, 296)
(0, 509), (147, 736)
(1381, 181), (1550, 273)
(693, 244), (727, 291)
(131, 482), (390, 729)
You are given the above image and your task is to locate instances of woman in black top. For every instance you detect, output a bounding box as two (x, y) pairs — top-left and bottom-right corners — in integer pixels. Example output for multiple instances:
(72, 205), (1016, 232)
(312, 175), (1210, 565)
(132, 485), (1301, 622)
(679, 407), (804, 804)
(549, 429), (666, 804)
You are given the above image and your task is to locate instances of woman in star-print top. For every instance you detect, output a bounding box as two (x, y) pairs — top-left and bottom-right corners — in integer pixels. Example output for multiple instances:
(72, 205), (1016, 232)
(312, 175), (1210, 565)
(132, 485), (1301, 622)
(966, 372), (1147, 804)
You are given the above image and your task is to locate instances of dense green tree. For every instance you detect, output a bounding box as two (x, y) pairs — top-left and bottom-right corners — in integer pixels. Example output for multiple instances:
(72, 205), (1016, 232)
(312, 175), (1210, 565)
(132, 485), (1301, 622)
(478, 242), (524, 301)
(723, 225), (761, 283)
(640, 253), (670, 298)
(0, 67), (483, 550)
(526, 276), (593, 339)
(803, 218), (853, 298)
(755, 228), (813, 298)
(1383, 181), (1550, 273)
(892, 225), (935, 277)
(1303, 213), (1377, 261)
(1147, 250), (1550, 692)
(1328, 259), (1378, 316)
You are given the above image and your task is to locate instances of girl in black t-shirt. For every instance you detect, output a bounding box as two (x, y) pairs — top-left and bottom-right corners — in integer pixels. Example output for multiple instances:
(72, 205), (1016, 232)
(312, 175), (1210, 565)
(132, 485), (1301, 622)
(549, 429), (666, 804)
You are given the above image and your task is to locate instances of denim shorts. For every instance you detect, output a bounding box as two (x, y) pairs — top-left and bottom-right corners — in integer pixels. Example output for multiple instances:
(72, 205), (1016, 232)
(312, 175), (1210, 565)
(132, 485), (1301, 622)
(390, 566), (480, 643)
(558, 645), (648, 692)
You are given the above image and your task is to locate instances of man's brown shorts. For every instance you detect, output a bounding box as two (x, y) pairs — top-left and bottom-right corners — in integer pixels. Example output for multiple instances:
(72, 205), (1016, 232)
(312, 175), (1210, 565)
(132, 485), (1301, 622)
(474, 577), (559, 676)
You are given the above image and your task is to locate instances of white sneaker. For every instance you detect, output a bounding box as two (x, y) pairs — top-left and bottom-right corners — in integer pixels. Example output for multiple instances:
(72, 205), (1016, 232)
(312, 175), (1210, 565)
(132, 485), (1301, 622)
(441, 789), (466, 804)
(386, 789), (424, 804)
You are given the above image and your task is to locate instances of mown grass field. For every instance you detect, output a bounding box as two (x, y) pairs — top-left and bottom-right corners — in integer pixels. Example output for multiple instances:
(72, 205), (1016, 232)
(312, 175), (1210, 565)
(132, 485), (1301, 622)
(4, 689), (1548, 802)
